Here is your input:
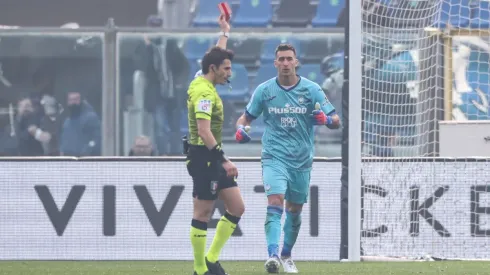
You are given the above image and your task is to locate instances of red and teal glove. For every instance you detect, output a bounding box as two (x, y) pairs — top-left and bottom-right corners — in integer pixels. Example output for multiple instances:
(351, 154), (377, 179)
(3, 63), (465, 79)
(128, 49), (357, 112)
(311, 102), (333, 126)
(235, 125), (251, 143)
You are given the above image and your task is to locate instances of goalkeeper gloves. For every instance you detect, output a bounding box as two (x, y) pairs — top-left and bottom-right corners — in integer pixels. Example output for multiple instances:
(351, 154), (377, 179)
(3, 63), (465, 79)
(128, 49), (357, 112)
(310, 102), (333, 126)
(235, 125), (251, 143)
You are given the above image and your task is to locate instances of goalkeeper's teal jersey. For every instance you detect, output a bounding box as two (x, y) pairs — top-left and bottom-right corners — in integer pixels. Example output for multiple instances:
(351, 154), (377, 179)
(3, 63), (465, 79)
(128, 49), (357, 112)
(246, 76), (335, 169)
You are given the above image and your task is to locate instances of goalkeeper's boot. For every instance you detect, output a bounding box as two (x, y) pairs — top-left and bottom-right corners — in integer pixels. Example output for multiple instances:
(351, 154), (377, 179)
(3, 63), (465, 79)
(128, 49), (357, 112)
(205, 257), (229, 275)
(264, 255), (281, 273)
(280, 256), (299, 273)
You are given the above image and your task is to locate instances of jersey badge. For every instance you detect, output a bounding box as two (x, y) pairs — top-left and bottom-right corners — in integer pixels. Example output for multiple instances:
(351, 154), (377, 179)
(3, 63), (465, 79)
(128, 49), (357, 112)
(198, 99), (212, 112)
(298, 95), (311, 105)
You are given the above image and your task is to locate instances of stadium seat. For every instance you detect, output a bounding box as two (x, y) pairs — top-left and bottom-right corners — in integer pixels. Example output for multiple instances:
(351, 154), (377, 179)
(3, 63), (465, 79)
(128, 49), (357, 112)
(469, 1), (490, 28)
(216, 63), (249, 100)
(435, 0), (471, 28)
(252, 64), (277, 91)
(232, 0), (272, 27)
(311, 0), (345, 27)
(184, 37), (213, 61)
(297, 63), (324, 86)
(272, 0), (315, 27)
(301, 38), (330, 63)
(192, 0), (222, 27)
(260, 37), (302, 62)
(227, 38), (263, 65)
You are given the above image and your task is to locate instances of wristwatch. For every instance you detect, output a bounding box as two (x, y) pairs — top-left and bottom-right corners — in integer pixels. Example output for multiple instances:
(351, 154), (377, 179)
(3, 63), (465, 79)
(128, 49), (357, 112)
(219, 31), (229, 38)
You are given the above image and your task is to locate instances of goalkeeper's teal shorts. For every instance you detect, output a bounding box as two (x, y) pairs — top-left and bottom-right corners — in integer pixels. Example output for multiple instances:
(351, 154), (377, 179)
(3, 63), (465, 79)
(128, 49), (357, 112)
(261, 158), (311, 204)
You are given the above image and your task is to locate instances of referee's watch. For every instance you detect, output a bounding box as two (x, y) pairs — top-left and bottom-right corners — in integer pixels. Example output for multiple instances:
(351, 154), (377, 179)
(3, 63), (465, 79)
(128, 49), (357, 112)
(220, 31), (229, 38)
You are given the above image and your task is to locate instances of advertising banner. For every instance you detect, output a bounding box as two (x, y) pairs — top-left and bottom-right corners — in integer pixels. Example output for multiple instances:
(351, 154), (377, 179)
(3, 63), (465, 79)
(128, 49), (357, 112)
(0, 160), (341, 261)
(0, 159), (489, 260)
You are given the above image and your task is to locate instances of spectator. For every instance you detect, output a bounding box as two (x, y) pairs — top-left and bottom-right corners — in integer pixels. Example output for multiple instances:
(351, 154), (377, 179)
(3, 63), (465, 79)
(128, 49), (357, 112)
(15, 97), (44, 156)
(0, 104), (19, 156)
(132, 17), (190, 156)
(37, 94), (63, 156)
(60, 91), (101, 156)
(128, 135), (157, 156)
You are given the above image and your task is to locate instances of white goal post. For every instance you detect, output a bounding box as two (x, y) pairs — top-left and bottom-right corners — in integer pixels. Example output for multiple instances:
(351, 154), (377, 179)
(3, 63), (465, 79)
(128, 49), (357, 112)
(346, 0), (363, 263)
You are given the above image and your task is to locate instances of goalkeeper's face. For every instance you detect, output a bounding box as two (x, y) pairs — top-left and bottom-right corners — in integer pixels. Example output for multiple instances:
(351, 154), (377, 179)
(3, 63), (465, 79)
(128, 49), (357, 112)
(274, 50), (298, 77)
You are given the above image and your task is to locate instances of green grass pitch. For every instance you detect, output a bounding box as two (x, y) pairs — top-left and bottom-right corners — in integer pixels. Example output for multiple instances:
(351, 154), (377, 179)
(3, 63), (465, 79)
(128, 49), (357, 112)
(1, 261), (490, 275)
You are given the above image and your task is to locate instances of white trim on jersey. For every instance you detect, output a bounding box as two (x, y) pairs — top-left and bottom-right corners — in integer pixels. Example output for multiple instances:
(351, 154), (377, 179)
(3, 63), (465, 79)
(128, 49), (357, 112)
(194, 70), (203, 78)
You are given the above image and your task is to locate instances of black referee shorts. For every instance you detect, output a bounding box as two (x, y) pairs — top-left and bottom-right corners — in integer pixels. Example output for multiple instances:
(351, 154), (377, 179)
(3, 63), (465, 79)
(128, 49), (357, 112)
(186, 145), (238, 200)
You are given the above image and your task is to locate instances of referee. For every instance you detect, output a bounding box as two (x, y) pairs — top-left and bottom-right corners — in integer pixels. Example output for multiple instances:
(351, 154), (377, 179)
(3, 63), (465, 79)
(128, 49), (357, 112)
(185, 15), (245, 275)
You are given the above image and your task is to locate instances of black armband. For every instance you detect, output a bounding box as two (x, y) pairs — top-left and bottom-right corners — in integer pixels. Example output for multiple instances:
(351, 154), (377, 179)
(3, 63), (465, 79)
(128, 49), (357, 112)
(210, 144), (228, 162)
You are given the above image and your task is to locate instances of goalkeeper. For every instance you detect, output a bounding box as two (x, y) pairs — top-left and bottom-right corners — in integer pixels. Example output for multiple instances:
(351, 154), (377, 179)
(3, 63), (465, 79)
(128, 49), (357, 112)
(235, 44), (340, 273)
(186, 15), (244, 275)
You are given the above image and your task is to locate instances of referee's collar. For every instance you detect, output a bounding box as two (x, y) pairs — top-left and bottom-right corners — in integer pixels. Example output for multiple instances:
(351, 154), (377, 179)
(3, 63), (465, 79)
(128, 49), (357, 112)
(199, 75), (215, 88)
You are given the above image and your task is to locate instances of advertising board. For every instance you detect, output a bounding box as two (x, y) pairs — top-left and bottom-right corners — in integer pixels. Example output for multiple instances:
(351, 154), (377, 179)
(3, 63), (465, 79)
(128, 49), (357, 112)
(0, 159), (488, 260)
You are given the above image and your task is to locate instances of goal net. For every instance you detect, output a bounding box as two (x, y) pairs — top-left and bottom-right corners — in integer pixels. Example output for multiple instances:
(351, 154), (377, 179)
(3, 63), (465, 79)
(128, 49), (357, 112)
(358, 0), (490, 261)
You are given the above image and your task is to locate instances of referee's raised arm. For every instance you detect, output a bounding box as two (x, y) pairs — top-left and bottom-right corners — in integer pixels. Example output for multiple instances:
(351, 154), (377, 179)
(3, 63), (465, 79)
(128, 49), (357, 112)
(193, 15), (230, 79)
(216, 15), (230, 50)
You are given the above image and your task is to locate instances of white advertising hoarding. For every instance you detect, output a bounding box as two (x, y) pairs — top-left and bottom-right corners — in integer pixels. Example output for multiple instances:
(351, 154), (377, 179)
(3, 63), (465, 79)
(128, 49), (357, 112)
(362, 160), (490, 259)
(0, 159), (489, 260)
(0, 160), (341, 261)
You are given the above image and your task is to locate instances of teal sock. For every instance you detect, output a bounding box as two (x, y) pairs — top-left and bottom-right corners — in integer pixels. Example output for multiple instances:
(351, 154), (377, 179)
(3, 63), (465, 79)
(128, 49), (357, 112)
(281, 210), (301, 257)
(265, 205), (283, 257)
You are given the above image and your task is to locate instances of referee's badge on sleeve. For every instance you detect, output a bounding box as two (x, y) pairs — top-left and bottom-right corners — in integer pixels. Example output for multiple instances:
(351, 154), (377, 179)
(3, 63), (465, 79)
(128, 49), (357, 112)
(198, 99), (212, 112)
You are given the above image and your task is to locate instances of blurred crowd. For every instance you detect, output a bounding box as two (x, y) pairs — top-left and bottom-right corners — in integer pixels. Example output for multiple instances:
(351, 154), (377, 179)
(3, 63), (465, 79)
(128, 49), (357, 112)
(0, 91), (101, 157)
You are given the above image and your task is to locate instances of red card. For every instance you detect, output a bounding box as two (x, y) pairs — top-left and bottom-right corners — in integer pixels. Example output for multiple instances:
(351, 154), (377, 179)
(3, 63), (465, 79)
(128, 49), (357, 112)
(218, 2), (232, 21)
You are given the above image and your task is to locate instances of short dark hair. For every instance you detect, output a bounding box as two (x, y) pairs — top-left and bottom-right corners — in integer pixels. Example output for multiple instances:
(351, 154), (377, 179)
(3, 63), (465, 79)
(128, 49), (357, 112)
(275, 43), (296, 56)
(201, 46), (234, 74)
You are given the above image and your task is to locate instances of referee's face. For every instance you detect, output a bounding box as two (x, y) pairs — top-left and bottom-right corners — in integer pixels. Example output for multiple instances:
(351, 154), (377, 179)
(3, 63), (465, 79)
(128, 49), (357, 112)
(215, 59), (232, 84)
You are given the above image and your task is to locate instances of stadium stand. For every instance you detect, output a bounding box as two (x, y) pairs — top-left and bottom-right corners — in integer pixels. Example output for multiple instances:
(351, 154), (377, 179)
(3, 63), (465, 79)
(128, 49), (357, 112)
(297, 63), (324, 86)
(252, 64), (277, 90)
(226, 38), (263, 67)
(311, 0), (345, 27)
(272, 0), (315, 27)
(184, 37), (213, 60)
(191, 0), (348, 29)
(216, 63), (250, 101)
(260, 37), (302, 62)
(301, 38), (329, 63)
(232, 0), (272, 27)
(192, 0), (225, 27)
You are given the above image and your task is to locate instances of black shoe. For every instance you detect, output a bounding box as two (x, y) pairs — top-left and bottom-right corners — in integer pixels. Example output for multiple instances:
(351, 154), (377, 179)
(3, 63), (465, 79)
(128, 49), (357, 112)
(193, 271), (216, 275)
(206, 257), (229, 275)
